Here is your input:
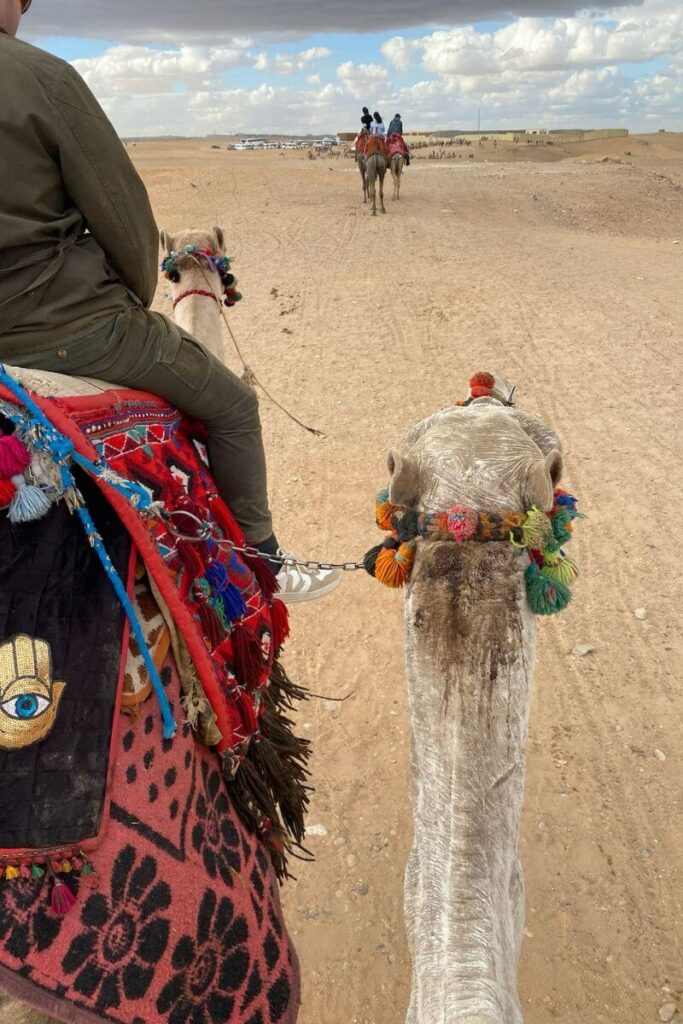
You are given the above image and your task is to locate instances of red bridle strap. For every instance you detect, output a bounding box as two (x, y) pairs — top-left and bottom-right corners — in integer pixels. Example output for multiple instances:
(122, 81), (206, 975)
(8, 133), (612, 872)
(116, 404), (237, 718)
(172, 288), (221, 311)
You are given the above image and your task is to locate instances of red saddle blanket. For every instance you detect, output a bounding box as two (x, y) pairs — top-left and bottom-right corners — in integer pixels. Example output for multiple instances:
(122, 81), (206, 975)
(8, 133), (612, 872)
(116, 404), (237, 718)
(386, 133), (409, 159)
(0, 383), (302, 1023)
(357, 133), (386, 159)
(0, 382), (308, 878)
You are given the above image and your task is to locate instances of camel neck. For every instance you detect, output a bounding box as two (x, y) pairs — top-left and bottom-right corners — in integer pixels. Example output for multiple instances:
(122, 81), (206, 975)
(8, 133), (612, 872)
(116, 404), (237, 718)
(403, 541), (534, 1024)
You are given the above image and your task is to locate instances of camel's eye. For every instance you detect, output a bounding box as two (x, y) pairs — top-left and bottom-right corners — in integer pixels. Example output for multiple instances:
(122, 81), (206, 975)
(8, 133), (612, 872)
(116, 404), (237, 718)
(1, 693), (50, 720)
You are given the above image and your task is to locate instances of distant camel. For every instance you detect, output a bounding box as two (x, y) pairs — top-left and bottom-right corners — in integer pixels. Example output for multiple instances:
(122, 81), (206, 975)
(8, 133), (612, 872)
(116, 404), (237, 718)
(390, 153), (404, 200)
(354, 128), (369, 203)
(364, 135), (387, 215)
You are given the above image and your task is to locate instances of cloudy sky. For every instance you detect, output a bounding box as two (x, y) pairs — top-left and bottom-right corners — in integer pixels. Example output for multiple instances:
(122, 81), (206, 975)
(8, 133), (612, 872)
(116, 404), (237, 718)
(22, 0), (683, 136)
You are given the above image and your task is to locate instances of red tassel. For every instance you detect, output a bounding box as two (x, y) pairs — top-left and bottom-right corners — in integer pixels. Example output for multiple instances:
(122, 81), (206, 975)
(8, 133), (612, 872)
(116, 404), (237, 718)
(193, 585), (225, 650)
(243, 552), (280, 600)
(51, 879), (76, 915)
(0, 478), (16, 508)
(208, 495), (243, 546)
(270, 599), (290, 651)
(230, 622), (265, 689)
(176, 539), (205, 597)
(236, 689), (259, 734)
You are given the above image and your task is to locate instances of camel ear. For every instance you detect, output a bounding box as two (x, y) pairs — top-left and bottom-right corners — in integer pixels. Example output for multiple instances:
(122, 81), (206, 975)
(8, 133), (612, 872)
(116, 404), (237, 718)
(387, 449), (419, 507)
(523, 449), (563, 511)
(212, 226), (225, 252)
(160, 229), (175, 254)
(545, 449), (563, 486)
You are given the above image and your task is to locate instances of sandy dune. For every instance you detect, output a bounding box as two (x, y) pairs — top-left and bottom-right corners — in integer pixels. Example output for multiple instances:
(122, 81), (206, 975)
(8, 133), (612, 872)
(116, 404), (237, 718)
(6, 132), (683, 1024)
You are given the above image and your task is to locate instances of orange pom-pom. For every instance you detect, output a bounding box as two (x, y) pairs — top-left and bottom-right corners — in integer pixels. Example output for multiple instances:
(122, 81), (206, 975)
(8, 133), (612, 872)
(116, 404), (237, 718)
(374, 543), (415, 588)
(375, 490), (401, 533)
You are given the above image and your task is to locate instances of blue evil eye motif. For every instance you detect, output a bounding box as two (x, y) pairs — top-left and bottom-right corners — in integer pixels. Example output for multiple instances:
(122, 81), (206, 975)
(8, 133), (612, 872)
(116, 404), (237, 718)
(0, 635), (67, 751)
(2, 693), (51, 720)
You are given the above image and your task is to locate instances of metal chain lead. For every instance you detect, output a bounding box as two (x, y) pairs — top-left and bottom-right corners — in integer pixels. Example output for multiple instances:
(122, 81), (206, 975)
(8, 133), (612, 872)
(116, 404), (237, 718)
(158, 507), (366, 571)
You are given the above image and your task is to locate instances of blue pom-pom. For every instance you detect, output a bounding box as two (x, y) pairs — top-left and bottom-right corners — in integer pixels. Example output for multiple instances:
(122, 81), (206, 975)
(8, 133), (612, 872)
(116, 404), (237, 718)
(8, 476), (52, 523)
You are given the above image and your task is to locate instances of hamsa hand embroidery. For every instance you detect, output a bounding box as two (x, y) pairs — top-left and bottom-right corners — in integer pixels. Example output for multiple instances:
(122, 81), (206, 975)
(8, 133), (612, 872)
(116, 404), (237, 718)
(0, 635), (66, 750)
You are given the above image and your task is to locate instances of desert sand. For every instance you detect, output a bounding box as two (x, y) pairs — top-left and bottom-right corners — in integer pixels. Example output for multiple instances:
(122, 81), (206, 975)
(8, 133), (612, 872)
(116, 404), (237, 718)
(6, 132), (682, 1024)
(140, 133), (683, 1024)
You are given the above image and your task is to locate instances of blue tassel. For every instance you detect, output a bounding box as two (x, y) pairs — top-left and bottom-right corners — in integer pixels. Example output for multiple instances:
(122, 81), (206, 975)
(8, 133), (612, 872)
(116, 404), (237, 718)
(222, 581), (247, 621)
(8, 474), (52, 523)
(204, 560), (246, 622)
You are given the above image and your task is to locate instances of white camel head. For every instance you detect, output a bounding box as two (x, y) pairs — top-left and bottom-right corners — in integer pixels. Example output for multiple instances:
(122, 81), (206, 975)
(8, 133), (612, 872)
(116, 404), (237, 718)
(388, 393), (563, 517)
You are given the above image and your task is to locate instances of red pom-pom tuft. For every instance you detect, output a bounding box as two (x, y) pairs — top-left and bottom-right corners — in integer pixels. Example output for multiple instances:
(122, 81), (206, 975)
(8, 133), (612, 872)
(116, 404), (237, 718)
(469, 371), (495, 399)
(0, 435), (31, 478)
(0, 478), (16, 508)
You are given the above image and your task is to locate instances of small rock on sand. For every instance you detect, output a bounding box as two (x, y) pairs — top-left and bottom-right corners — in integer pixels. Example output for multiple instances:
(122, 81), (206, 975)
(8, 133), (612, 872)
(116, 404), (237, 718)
(658, 1003), (677, 1022)
(654, 749), (667, 762)
(634, 608), (648, 620)
(573, 643), (595, 657)
(306, 824), (328, 837)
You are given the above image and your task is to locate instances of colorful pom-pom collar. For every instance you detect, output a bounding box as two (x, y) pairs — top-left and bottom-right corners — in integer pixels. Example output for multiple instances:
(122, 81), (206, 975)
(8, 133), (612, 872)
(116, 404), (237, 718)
(365, 488), (583, 616)
(161, 245), (242, 307)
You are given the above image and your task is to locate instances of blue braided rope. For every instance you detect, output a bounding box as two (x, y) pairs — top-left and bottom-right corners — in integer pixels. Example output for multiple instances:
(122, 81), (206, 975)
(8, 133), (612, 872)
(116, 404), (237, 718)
(0, 364), (176, 739)
(0, 365), (155, 510)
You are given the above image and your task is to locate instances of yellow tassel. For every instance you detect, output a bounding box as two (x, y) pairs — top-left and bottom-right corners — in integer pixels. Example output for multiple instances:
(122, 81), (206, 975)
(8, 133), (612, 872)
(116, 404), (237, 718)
(61, 860), (73, 873)
(4, 866), (20, 880)
(513, 507), (554, 550)
(541, 550), (579, 586)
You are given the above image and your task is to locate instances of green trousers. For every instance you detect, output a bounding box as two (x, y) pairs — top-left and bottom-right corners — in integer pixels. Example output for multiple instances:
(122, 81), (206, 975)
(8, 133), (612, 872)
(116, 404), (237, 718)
(10, 307), (273, 543)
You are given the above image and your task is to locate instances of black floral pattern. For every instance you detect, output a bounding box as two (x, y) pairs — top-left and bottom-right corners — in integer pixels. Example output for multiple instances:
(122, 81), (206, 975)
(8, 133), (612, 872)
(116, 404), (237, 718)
(0, 878), (63, 960)
(156, 887), (250, 1024)
(192, 762), (241, 885)
(61, 845), (170, 1010)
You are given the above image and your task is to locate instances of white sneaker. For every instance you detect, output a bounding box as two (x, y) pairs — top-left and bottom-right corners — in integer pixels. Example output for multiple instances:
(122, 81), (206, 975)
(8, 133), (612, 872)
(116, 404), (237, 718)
(276, 552), (342, 604)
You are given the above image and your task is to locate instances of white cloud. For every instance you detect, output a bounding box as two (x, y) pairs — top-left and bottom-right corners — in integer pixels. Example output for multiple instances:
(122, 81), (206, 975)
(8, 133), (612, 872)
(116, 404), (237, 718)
(72, 44), (254, 95)
(263, 46), (332, 76)
(58, 0), (683, 135)
(380, 35), (419, 71)
(408, 0), (683, 81)
(336, 60), (390, 100)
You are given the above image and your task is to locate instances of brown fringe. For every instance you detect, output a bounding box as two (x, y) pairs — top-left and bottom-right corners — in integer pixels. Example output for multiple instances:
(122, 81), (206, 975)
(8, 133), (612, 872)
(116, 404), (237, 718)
(224, 657), (312, 881)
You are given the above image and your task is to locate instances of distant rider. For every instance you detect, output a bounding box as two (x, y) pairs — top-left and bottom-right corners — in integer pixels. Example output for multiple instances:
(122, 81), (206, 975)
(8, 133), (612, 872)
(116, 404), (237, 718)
(371, 112), (386, 137)
(388, 113), (403, 135)
(387, 113), (410, 165)
(361, 107), (373, 131)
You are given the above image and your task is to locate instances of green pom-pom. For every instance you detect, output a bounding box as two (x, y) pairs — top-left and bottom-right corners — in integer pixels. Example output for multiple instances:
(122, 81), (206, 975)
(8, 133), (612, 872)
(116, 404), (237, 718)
(30, 864), (45, 879)
(551, 508), (574, 546)
(525, 563), (572, 615)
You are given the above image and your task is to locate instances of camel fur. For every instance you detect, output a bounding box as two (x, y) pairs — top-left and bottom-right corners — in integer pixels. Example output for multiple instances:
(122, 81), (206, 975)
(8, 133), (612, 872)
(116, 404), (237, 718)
(389, 394), (562, 1024)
